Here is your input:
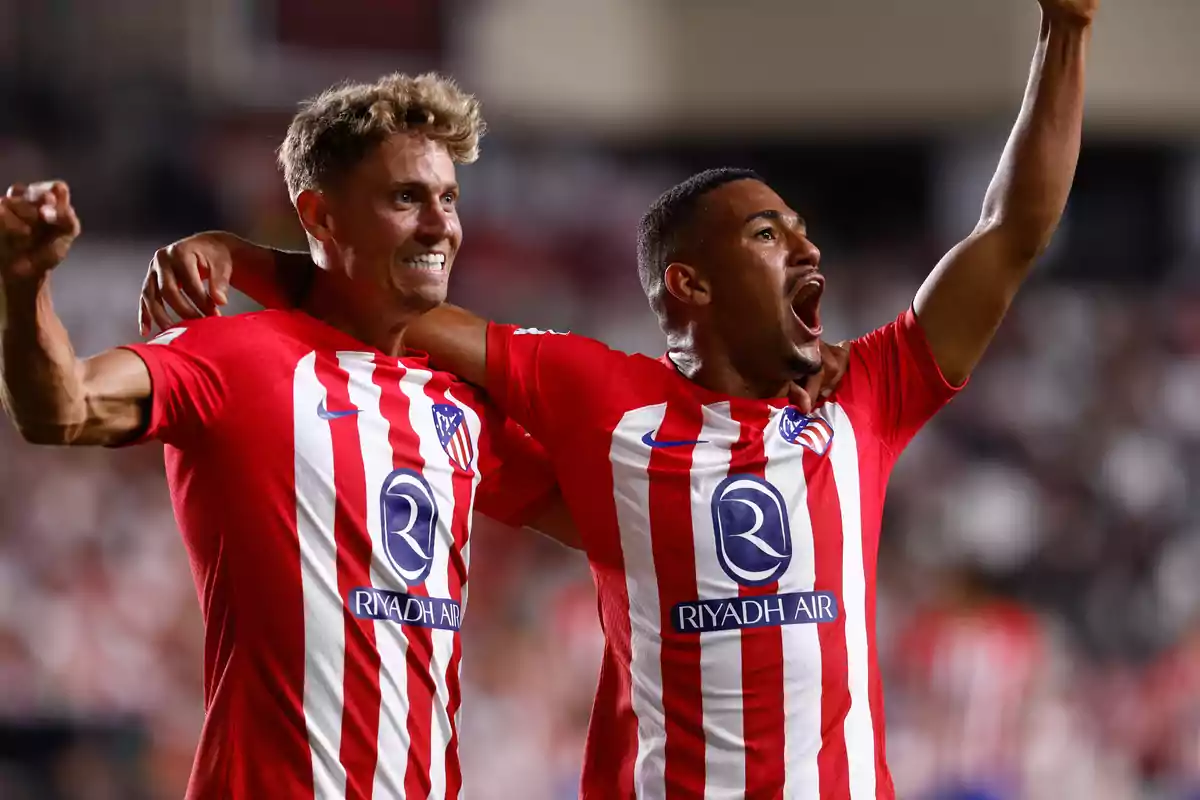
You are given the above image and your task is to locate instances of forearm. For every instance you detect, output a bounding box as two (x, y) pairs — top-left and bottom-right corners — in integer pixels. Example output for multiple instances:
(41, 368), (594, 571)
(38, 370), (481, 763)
(1, 276), (93, 442)
(978, 13), (1090, 256)
(404, 305), (490, 387)
(215, 232), (314, 309)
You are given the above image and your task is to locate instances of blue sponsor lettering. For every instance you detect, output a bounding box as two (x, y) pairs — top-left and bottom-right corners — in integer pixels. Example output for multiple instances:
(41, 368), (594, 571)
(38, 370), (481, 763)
(349, 587), (462, 631)
(672, 590), (838, 633)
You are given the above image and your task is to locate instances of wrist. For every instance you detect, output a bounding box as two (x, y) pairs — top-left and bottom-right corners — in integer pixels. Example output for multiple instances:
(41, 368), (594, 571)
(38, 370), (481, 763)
(1041, 7), (1094, 31)
(2, 273), (51, 314)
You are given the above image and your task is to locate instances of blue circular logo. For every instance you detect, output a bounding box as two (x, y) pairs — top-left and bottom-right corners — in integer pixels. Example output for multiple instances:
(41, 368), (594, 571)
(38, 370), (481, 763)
(710, 474), (793, 586)
(379, 468), (439, 586)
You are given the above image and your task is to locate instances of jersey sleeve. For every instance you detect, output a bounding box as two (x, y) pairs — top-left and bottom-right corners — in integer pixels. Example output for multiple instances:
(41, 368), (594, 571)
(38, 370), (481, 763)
(117, 319), (235, 447)
(485, 324), (620, 442)
(472, 410), (559, 528)
(846, 306), (965, 454)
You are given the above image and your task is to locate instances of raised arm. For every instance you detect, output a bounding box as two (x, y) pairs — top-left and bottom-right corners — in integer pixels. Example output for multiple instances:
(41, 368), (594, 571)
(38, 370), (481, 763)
(913, 0), (1095, 386)
(1, 182), (151, 446)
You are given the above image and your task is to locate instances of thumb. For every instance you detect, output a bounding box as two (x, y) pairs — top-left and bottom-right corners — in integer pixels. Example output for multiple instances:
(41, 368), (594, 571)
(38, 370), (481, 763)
(787, 382), (814, 414)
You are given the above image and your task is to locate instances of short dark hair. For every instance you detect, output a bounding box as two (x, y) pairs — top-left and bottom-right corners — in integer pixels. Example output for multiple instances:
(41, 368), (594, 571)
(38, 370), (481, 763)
(636, 167), (764, 308)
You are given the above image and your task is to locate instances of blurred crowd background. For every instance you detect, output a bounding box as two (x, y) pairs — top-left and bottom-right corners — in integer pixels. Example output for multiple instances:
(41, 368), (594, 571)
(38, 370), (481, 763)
(4, 0), (1200, 798)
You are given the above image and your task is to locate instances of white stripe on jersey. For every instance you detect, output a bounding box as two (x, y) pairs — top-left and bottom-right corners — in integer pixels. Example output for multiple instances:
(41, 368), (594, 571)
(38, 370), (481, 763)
(611, 404), (669, 800)
(826, 405), (877, 798)
(398, 369), (462, 800)
(339, 353), (411, 798)
(688, 403), (746, 796)
(293, 352), (349, 799)
(764, 408), (823, 799)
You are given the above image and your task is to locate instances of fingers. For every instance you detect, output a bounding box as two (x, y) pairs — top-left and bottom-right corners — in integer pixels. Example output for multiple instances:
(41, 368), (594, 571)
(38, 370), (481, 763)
(154, 246), (212, 316)
(17, 181), (79, 236)
(205, 253), (231, 308)
(154, 255), (203, 323)
(143, 274), (178, 333)
(0, 198), (35, 240)
(138, 294), (152, 337)
(787, 382), (815, 414)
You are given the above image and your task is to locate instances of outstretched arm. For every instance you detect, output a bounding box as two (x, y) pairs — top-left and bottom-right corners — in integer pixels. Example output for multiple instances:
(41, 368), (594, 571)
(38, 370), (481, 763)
(1, 182), (152, 446)
(913, 0), (1095, 386)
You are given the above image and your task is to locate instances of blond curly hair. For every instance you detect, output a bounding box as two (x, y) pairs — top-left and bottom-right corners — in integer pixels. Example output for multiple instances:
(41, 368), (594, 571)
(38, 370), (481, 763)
(278, 72), (485, 199)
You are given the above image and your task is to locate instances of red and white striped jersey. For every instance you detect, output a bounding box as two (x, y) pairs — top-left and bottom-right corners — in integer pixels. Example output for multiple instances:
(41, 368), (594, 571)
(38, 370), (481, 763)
(122, 310), (557, 800)
(486, 310), (962, 799)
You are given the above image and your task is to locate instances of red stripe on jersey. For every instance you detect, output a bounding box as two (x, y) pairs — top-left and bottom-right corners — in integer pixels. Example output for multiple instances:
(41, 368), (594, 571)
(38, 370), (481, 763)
(424, 377), (474, 799)
(375, 364), (437, 800)
(805, 447), (850, 799)
(315, 353), (382, 799)
(580, 517), (638, 795)
(649, 403), (706, 798)
(728, 402), (786, 797)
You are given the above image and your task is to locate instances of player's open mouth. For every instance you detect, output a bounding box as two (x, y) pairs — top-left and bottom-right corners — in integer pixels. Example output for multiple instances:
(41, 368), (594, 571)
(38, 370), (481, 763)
(790, 275), (824, 337)
(400, 253), (446, 272)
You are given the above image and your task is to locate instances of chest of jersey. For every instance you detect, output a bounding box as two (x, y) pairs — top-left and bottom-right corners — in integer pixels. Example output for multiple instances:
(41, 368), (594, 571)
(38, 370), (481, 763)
(604, 400), (857, 622)
(291, 350), (482, 623)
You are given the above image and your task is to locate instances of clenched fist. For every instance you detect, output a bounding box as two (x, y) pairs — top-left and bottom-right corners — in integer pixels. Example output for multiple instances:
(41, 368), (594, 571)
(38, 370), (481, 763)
(1038, 0), (1097, 25)
(0, 182), (81, 286)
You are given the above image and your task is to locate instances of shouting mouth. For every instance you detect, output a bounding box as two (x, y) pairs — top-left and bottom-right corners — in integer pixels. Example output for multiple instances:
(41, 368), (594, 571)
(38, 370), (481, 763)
(790, 274), (824, 338)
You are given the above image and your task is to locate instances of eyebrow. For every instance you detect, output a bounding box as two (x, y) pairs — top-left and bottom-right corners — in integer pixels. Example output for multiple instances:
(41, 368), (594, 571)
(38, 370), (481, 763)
(744, 209), (806, 229)
(388, 181), (459, 194)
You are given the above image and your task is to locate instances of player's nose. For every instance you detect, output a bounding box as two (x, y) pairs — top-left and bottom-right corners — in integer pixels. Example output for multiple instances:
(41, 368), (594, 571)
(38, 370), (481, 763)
(415, 202), (456, 246)
(788, 232), (821, 271)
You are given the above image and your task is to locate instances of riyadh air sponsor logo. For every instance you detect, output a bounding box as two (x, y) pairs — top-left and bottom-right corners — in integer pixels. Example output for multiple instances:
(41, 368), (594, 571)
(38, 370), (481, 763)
(672, 591), (839, 633)
(380, 468), (438, 586)
(349, 587), (462, 631)
(711, 474), (793, 586)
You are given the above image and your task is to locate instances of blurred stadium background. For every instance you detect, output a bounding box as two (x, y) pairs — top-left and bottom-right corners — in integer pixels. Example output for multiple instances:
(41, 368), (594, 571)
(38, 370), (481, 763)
(3, 0), (1200, 798)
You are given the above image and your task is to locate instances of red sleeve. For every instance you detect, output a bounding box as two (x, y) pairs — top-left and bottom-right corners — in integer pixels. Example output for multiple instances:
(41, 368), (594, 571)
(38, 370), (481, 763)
(117, 319), (234, 447)
(473, 411), (559, 528)
(846, 307), (965, 453)
(485, 323), (618, 442)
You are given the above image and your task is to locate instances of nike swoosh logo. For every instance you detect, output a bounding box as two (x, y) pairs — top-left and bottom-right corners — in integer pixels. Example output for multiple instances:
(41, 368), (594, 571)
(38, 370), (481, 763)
(317, 399), (360, 420)
(641, 431), (707, 449)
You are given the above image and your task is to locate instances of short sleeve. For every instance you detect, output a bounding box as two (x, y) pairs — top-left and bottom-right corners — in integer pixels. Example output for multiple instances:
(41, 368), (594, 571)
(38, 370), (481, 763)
(118, 319), (232, 447)
(485, 324), (619, 441)
(846, 307), (965, 453)
(473, 411), (559, 528)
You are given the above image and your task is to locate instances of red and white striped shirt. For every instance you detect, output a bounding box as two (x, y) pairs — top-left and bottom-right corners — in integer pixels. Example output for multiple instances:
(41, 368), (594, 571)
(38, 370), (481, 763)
(123, 310), (556, 800)
(486, 310), (962, 799)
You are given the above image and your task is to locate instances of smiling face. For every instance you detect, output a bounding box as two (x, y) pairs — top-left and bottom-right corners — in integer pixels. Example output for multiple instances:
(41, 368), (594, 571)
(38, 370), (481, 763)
(673, 178), (825, 383)
(314, 131), (462, 313)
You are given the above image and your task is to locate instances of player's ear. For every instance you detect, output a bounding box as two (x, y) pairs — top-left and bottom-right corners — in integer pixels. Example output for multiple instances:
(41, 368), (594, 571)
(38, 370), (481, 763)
(663, 262), (712, 307)
(295, 189), (336, 244)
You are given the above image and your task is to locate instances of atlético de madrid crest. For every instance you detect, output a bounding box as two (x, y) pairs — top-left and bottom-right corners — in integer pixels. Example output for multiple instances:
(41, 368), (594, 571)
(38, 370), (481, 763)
(433, 404), (474, 471)
(779, 406), (834, 456)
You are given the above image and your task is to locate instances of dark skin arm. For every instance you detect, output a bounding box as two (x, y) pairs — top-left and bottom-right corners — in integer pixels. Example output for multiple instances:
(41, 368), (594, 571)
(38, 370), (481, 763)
(140, 235), (846, 551)
(1, 181), (152, 446)
(141, 233), (849, 410)
(913, 0), (1095, 386)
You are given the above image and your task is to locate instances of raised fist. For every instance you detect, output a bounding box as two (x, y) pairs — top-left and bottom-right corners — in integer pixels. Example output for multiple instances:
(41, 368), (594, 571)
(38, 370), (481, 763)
(0, 181), (82, 285)
(1037, 0), (1098, 25)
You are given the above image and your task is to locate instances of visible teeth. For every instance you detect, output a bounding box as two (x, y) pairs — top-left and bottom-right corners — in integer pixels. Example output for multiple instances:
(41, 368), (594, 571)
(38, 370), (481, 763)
(403, 253), (446, 271)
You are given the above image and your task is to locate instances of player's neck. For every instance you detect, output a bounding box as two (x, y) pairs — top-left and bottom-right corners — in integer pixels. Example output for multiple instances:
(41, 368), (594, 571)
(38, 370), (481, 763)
(666, 330), (789, 400)
(302, 272), (416, 356)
